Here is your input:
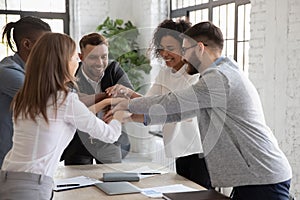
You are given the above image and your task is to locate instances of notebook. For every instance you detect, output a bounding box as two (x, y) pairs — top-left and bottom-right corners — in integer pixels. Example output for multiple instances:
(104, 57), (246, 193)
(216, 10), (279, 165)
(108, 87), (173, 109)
(94, 181), (141, 195)
(163, 189), (230, 200)
(102, 172), (140, 182)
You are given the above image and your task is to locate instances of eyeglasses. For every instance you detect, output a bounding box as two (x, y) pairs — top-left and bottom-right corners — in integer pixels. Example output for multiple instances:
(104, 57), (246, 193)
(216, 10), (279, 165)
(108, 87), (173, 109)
(181, 42), (208, 55)
(181, 44), (198, 55)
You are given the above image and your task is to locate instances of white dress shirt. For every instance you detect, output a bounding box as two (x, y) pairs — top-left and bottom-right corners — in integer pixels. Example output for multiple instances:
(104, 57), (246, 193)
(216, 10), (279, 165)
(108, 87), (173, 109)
(81, 67), (103, 93)
(2, 91), (121, 177)
(146, 64), (203, 158)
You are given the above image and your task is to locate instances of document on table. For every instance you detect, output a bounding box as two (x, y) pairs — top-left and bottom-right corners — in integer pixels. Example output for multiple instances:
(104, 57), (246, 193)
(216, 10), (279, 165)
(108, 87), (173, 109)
(141, 184), (200, 198)
(54, 176), (102, 192)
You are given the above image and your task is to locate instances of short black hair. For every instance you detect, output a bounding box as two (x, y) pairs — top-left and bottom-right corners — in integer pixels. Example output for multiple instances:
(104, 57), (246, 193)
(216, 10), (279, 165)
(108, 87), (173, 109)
(183, 21), (224, 50)
(2, 16), (51, 52)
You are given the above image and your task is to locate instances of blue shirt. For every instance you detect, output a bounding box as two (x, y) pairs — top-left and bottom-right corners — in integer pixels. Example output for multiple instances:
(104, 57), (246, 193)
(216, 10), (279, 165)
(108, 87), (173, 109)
(0, 53), (25, 168)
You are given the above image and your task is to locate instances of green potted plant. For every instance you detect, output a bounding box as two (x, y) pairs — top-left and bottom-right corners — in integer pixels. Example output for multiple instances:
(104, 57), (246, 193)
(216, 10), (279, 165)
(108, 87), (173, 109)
(96, 17), (151, 91)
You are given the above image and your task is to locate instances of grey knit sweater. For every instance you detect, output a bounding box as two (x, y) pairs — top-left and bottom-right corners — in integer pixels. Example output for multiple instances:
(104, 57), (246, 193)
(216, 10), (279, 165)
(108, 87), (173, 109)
(129, 57), (292, 187)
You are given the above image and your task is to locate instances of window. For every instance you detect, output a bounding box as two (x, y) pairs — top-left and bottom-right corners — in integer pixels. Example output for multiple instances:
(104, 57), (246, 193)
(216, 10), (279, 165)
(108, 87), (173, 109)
(0, 0), (69, 60)
(170, 0), (251, 72)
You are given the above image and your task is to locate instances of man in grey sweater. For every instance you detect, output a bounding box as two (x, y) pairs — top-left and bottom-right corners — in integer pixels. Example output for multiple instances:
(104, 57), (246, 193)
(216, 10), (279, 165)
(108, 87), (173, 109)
(107, 21), (292, 199)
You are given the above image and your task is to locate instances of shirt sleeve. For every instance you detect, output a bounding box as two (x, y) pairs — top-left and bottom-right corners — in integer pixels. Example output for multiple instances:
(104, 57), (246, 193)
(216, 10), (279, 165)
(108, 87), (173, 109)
(129, 69), (229, 125)
(145, 83), (161, 97)
(0, 66), (25, 98)
(64, 93), (122, 143)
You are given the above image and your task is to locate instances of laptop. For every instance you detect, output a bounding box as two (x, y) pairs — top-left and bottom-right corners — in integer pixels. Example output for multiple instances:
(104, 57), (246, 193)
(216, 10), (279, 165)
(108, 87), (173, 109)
(94, 181), (141, 195)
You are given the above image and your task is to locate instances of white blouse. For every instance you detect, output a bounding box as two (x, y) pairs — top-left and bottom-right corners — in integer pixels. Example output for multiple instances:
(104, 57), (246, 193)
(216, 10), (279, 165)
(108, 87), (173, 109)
(146, 65), (203, 158)
(1, 91), (121, 177)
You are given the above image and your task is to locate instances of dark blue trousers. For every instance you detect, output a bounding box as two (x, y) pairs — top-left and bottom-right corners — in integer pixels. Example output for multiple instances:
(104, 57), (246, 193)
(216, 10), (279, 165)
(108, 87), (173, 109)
(231, 179), (291, 200)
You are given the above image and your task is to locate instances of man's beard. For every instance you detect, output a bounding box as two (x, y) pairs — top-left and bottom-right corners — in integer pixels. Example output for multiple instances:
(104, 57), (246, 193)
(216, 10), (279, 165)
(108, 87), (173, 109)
(185, 51), (202, 75)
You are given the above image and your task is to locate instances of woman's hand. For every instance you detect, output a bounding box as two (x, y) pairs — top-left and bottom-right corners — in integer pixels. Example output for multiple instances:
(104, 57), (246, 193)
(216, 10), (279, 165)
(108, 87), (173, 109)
(105, 84), (141, 99)
(79, 92), (108, 107)
(102, 98), (130, 122)
(88, 97), (125, 114)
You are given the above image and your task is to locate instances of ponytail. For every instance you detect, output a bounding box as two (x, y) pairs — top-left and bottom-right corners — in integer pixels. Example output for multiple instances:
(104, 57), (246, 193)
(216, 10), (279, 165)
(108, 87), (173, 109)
(2, 22), (17, 52)
(1, 16), (51, 52)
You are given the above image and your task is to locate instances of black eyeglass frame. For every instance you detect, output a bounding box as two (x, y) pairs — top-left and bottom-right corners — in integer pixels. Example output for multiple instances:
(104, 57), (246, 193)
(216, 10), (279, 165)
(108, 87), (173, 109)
(181, 42), (208, 55)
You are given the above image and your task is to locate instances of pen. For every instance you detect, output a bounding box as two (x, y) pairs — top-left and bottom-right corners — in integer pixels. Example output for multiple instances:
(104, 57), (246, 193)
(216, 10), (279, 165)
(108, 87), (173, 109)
(56, 183), (80, 187)
(140, 173), (161, 175)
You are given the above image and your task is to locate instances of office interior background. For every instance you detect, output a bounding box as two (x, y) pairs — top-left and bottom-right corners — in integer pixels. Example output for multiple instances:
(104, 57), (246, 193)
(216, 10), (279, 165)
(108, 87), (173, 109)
(0, 0), (299, 198)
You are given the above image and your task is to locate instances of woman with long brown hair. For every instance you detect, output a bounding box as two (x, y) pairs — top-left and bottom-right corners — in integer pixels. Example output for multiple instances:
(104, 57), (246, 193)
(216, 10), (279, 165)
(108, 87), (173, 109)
(0, 32), (127, 200)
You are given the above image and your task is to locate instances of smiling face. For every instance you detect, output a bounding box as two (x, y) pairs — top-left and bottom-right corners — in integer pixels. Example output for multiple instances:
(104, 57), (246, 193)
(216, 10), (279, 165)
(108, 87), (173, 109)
(158, 35), (184, 71)
(79, 44), (108, 82)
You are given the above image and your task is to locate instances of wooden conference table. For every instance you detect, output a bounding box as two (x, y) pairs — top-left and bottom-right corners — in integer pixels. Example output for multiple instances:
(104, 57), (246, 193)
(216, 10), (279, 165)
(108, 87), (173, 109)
(53, 162), (206, 200)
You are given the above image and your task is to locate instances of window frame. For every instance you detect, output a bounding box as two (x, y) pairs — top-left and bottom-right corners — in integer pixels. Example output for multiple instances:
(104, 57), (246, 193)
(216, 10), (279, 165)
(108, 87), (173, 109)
(170, 0), (250, 70)
(0, 0), (69, 34)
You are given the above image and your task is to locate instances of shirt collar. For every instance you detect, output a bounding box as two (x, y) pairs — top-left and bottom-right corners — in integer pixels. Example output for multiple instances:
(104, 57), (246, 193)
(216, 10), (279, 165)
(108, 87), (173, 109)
(201, 56), (226, 75)
(13, 53), (26, 69)
(81, 66), (103, 85)
(168, 63), (188, 78)
(211, 56), (225, 67)
(80, 67), (101, 93)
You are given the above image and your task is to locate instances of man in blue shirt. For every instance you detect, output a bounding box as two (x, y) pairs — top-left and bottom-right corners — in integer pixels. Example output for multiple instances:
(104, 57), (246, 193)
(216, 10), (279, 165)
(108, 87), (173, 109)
(0, 16), (51, 167)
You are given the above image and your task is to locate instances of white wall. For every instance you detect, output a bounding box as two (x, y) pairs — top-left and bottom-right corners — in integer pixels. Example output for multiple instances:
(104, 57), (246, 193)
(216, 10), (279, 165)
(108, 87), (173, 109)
(250, 0), (300, 197)
(69, 0), (109, 44)
(70, 0), (168, 85)
(70, 0), (167, 48)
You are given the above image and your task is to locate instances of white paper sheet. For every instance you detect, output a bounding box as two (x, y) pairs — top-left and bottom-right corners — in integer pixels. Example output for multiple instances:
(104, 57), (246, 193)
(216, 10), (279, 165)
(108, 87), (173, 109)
(141, 184), (199, 198)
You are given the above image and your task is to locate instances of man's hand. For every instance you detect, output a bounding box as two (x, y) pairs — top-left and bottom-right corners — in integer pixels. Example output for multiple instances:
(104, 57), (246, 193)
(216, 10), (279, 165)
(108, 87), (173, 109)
(89, 97), (126, 114)
(113, 111), (132, 123)
(102, 98), (130, 122)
